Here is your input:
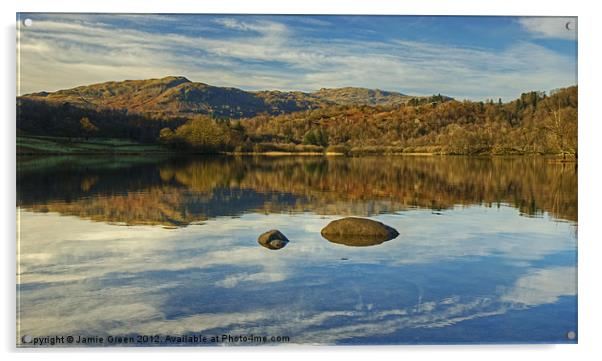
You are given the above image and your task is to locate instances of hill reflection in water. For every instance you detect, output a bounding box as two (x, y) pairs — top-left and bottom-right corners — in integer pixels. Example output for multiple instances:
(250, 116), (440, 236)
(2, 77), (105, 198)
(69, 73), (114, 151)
(17, 155), (577, 226)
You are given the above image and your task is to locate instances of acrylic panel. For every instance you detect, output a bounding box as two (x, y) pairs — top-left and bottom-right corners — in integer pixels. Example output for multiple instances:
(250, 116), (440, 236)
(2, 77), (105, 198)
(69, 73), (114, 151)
(16, 13), (578, 347)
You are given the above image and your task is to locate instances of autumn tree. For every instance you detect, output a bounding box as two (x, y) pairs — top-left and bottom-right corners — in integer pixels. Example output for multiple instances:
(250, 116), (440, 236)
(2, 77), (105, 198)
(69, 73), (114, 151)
(303, 128), (329, 146)
(159, 128), (176, 145)
(80, 117), (99, 140)
(174, 116), (231, 152)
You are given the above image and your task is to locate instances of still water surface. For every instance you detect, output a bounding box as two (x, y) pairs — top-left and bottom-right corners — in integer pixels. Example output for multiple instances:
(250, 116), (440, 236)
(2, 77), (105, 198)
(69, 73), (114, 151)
(17, 155), (577, 345)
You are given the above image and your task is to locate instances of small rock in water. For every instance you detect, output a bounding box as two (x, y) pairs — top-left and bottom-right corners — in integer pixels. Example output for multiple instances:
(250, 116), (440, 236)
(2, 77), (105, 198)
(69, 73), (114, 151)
(321, 217), (399, 247)
(258, 229), (290, 250)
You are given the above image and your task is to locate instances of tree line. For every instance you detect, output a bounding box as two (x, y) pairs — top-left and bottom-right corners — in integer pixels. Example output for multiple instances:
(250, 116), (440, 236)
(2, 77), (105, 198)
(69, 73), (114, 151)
(17, 86), (577, 155)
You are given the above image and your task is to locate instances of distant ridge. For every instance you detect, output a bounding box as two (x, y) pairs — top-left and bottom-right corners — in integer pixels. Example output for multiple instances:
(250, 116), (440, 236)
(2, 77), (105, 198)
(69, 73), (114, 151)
(21, 76), (427, 119)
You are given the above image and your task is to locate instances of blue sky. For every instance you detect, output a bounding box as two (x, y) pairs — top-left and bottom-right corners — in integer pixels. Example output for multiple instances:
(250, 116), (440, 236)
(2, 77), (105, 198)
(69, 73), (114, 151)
(17, 14), (577, 100)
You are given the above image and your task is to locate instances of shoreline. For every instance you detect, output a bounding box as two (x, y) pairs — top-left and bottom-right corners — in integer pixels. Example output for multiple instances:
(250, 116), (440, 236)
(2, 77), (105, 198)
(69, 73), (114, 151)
(16, 150), (578, 159)
(17, 135), (577, 158)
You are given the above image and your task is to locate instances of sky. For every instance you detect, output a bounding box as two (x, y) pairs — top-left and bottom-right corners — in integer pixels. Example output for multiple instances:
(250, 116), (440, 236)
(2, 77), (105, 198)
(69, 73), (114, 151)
(16, 14), (577, 101)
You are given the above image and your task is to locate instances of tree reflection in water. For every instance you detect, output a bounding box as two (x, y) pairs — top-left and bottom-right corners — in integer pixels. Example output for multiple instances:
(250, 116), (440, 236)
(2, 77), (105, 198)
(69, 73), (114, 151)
(17, 155), (577, 226)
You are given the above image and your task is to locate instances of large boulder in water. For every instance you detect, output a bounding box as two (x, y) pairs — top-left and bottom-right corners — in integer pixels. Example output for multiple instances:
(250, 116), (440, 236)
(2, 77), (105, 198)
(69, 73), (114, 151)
(321, 217), (399, 247)
(258, 229), (290, 250)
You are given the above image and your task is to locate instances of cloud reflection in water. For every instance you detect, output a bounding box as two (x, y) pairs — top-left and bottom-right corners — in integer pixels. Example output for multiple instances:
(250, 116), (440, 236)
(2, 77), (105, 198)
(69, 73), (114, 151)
(17, 205), (576, 344)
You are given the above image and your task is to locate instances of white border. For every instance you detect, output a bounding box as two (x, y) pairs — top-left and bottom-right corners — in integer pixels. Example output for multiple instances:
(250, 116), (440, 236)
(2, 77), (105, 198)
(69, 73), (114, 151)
(2, 1), (601, 360)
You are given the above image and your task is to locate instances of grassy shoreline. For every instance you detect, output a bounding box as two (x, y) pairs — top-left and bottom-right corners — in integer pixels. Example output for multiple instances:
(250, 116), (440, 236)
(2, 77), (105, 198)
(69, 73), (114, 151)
(17, 135), (167, 155)
(16, 135), (577, 158)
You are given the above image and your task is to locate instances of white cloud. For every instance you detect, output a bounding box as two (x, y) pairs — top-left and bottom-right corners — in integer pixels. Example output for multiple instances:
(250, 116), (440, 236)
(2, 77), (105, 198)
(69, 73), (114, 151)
(212, 17), (288, 35)
(502, 267), (577, 305)
(519, 17), (577, 40)
(214, 272), (286, 288)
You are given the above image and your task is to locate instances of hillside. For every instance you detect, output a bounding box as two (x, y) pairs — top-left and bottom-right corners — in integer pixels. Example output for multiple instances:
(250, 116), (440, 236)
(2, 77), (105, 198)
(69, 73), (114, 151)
(17, 76), (576, 156)
(21, 76), (419, 119)
(240, 86), (577, 155)
(310, 87), (412, 106)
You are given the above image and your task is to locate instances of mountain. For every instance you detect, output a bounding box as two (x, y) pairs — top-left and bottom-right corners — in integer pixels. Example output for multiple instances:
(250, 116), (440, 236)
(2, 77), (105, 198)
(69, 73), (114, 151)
(21, 76), (420, 119)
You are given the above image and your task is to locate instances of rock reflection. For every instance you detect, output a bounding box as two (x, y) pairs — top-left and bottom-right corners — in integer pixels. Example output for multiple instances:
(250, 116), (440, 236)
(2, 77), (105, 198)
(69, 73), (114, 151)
(321, 234), (397, 247)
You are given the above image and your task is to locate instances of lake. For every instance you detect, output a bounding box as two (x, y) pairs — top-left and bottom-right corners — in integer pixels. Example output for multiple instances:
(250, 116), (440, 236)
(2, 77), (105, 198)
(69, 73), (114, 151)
(16, 155), (577, 346)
